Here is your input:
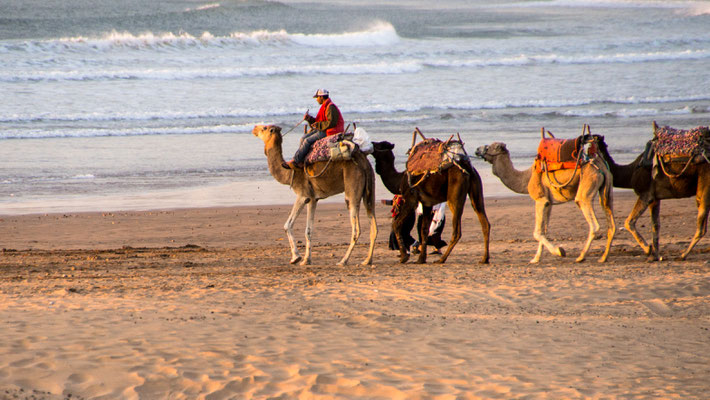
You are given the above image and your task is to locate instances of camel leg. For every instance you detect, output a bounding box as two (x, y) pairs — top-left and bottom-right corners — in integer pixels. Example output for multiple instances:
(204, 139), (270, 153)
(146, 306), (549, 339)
(575, 197), (598, 263)
(435, 193), (465, 264)
(285, 197), (309, 264)
(338, 198), (361, 266)
(597, 182), (616, 263)
(300, 199), (318, 266)
(624, 197), (653, 255)
(469, 174), (491, 264)
(361, 180), (378, 266)
(680, 189), (709, 260)
(394, 194), (418, 264)
(647, 200), (662, 262)
(531, 199), (563, 263)
(416, 205), (434, 264)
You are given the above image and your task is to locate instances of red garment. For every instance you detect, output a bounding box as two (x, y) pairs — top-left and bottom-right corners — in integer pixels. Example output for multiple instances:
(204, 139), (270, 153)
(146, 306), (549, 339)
(315, 98), (344, 136)
(390, 195), (404, 217)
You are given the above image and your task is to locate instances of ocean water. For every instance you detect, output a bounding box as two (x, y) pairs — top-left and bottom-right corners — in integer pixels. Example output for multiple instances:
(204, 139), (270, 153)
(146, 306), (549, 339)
(1, 0), (709, 214)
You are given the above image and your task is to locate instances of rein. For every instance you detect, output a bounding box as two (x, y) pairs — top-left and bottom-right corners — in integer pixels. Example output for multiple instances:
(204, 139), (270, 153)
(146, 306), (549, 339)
(281, 118), (306, 137)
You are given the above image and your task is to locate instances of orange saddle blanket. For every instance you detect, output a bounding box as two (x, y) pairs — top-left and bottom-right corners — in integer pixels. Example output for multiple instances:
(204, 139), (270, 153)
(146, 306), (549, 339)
(535, 137), (583, 173)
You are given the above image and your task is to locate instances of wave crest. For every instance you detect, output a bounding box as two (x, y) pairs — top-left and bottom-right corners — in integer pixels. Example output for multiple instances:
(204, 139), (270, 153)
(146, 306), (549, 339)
(1, 21), (400, 53)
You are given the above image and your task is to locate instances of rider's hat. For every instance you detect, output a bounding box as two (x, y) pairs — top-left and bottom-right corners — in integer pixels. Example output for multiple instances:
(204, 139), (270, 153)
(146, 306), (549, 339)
(313, 89), (329, 98)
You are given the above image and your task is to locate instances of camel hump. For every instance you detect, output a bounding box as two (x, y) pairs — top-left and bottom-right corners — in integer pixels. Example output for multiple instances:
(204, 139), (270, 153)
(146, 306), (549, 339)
(653, 124), (710, 161)
(406, 138), (467, 176)
(535, 136), (586, 173)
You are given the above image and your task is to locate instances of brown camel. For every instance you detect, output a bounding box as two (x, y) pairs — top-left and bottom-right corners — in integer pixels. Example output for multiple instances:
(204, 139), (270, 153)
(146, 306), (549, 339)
(475, 140), (615, 263)
(593, 125), (710, 261)
(371, 141), (490, 264)
(253, 124), (378, 265)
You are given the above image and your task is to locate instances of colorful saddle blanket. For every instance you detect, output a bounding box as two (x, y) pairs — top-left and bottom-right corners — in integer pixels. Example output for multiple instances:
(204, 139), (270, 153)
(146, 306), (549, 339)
(406, 138), (467, 176)
(653, 125), (709, 161)
(535, 136), (584, 173)
(305, 133), (354, 165)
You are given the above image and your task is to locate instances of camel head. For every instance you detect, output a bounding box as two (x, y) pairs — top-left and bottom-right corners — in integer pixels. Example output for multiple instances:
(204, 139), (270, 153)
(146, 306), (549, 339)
(252, 124), (282, 152)
(475, 142), (509, 164)
(371, 141), (397, 173)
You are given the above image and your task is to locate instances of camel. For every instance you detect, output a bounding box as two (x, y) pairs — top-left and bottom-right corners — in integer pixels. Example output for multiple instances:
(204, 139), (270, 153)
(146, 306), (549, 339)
(371, 141), (490, 264)
(253, 124), (377, 265)
(593, 125), (710, 261)
(475, 139), (615, 263)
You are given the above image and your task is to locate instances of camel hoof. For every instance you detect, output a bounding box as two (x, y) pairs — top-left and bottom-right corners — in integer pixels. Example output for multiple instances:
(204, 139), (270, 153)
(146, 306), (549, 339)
(300, 259), (311, 266)
(479, 257), (490, 264)
(433, 258), (445, 264)
(399, 254), (410, 264)
(598, 256), (608, 263)
(646, 255), (659, 262)
(529, 258), (540, 264)
(416, 255), (427, 264)
(575, 256), (585, 263)
(558, 247), (566, 257)
(290, 256), (302, 265)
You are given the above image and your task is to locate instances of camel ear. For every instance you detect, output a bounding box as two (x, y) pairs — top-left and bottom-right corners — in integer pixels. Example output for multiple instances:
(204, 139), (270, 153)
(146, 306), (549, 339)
(270, 126), (281, 134)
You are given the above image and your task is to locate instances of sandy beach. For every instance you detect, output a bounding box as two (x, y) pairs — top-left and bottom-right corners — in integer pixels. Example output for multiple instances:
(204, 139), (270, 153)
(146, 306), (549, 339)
(1, 191), (709, 399)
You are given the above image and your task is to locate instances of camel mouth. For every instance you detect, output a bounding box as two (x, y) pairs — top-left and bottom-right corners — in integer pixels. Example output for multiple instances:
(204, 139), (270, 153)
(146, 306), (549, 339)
(474, 145), (488, 158)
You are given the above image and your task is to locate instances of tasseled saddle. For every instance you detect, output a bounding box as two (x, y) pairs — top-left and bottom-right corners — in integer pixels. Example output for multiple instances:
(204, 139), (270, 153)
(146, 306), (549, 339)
(405, 129), (468, 179)
(652, 122), (710, 164)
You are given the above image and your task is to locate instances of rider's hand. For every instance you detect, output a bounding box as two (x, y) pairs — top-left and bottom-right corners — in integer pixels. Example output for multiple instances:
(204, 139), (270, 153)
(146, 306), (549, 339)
(303, 112), (311, 120)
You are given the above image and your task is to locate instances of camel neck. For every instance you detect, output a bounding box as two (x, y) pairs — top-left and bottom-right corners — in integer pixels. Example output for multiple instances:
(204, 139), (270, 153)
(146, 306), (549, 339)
(373, 152), (404, 195)
(492, 153), (532, 195)
(597, 145), (638, 189)
(265, 144), (294, 186)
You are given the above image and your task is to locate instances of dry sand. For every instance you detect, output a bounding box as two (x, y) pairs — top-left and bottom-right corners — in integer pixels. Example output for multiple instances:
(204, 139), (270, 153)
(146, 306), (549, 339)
(1, 191), (709, 399)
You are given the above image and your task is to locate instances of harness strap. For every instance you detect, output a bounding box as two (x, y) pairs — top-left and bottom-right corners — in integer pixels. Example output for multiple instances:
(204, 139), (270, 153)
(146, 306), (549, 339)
(657, 153), (694, 179)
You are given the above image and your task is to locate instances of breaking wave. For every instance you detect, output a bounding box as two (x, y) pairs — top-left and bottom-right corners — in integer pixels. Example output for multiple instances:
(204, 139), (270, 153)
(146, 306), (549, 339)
(0, 21), (400, 54)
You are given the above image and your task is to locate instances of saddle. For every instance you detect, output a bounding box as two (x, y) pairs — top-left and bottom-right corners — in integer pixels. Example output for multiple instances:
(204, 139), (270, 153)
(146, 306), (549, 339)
(304, 132), (357, 165)
(652, 123), (710, 164)
(405, 132), (468, 177)
(535, 134), (586, 173)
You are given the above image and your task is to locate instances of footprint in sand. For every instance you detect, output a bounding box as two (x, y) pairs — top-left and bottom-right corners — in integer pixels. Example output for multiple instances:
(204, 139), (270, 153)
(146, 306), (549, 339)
(642, 299), (673, 317)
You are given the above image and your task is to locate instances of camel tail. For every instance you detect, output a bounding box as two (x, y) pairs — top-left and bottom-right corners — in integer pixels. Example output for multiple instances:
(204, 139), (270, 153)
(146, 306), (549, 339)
(364, 158), (376, 211)
(357, 153), (376, 211)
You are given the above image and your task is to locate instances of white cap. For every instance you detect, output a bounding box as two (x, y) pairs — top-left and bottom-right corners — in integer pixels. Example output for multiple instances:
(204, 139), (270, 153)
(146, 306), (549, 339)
(313, 89), (329, 98)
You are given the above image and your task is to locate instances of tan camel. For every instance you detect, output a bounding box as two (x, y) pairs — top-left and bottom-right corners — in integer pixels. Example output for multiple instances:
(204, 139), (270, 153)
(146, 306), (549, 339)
(475, 140), (615, 263)
(253, 124), (377, 265)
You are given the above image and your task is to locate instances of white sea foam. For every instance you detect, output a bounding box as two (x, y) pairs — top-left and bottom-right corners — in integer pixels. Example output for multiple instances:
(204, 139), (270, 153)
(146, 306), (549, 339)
(186, 3), (221, 12)
(500, 0), (701, 10)
(425, 48), (710, 69)
(0, 124), (256, 140)
(0, 22), (401, 54)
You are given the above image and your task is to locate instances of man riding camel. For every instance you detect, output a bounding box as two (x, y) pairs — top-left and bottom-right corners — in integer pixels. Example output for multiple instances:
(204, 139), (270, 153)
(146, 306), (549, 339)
(282, 89), (345, 169)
